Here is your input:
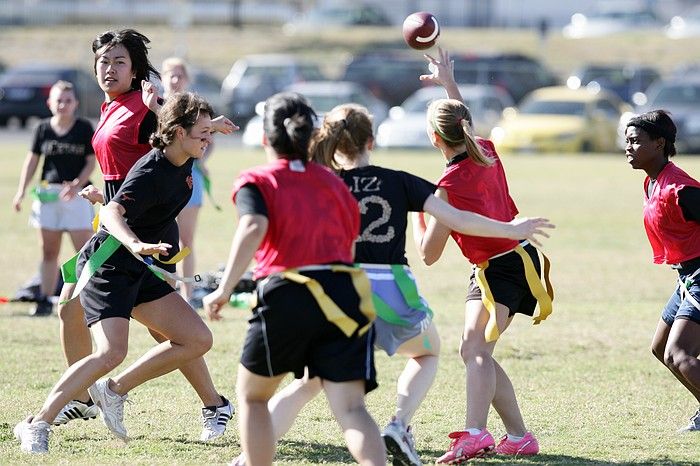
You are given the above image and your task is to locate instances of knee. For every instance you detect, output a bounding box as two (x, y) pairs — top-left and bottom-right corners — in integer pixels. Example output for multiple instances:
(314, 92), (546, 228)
(189, 326), (213, 356)
(459, 340), (490, 363)
(94, 347), (127, 372)
(664, 346), (692, 373)
(651, 344), (665, 363)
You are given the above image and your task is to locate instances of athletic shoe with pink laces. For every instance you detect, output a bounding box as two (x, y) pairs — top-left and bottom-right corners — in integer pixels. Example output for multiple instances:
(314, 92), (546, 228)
(495, 432), (539, 456)
(436, 429), (495, 464)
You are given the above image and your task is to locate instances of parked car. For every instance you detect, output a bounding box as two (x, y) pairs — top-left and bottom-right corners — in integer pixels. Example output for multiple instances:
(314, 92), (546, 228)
(0, 63), (104, 126)
(618, 78), (700, 154)
(562, 4), (662, 38)
(376, 84), (514, 149)
(566, 64), (660, 103)
(490, 86), (631, 154)
(284, 4), (391, 33)
(451, 52), (559, 104)
(220, 54), (325, 126)
(665, 6), (700, 39)
(242, 80), (388, 147)
(341, 51), (430, 107)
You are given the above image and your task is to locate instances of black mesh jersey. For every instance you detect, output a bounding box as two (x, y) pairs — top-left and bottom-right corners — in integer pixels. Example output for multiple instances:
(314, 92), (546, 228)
(111, 148), (194, 244)
(340, 165), (436, 265)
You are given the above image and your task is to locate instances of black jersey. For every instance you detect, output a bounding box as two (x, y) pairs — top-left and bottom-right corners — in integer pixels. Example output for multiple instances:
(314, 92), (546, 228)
(30, 118), (94, 185)
(111, 148), (194, 244)
(340, 165), (436, 265)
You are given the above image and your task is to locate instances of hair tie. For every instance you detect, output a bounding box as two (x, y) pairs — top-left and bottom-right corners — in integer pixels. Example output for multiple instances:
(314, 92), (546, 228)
(339, 119), (348, 129)
(283, 117), (292, 128)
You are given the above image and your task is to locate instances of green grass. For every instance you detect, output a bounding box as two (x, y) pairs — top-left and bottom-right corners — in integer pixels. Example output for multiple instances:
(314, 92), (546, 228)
(1, 139), (700, 464)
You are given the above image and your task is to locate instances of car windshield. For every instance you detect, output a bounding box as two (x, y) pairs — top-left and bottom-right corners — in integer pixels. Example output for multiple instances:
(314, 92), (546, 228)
(651, 84), (700, 105)
(305, 94), (347, 113)
(520, 100), (586, 116)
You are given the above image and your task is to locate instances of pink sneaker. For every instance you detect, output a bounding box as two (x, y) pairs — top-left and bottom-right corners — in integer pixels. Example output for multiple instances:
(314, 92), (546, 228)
(436, 429), (495, 464)
(495, 432), (539, 456)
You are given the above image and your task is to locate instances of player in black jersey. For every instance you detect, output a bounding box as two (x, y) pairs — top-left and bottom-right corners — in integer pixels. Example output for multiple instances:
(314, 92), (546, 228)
(15, 93), (222, 454)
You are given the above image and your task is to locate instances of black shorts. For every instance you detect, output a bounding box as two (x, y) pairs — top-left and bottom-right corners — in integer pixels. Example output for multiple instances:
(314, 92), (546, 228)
(77, 231), (174, 327)
(466, 243), (542, 317)
(241, 269), (377, 393)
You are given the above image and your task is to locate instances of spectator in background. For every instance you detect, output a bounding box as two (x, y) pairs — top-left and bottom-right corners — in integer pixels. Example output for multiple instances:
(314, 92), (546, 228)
(161, 57), (214, 305)
(12, 80), (95, 316)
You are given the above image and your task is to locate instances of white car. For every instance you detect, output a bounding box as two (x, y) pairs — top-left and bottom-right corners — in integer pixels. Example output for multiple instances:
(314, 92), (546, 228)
(242, 80), (388, 147)
(375, 85), (514, 149)
(562, 4), (662, 39)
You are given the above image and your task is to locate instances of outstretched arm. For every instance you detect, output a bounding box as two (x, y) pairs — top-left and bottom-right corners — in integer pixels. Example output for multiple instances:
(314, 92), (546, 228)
(420, 47), (462, 102)
(422, 194), (554, 247)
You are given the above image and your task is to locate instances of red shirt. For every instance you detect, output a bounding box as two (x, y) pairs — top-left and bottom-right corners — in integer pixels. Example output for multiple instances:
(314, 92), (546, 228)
(437, 138), (520, 264)
(233, 159), (360, 279)
(91, 90), (152, 181)
(643, 162), (700, 264)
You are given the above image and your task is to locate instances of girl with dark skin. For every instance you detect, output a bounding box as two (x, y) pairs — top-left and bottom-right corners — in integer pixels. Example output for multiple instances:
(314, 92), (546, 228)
(625, 110), (700, 432)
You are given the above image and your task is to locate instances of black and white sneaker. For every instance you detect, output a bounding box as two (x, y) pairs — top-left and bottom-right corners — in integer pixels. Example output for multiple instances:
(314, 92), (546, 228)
(53, 399), (99, 426)
(200, 395), (234, 441)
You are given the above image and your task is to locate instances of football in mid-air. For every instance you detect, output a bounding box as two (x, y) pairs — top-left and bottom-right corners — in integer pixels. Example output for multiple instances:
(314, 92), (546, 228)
(402, 12), (440, 50)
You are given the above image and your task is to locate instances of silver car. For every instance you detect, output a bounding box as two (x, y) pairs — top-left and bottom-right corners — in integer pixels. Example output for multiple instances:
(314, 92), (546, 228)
(242, 80), (389, 147)
(375, 85), (514, 149)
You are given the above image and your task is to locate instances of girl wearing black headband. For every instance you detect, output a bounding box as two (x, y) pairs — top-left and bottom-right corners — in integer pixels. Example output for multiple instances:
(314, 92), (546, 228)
(625, 109), (700, 433)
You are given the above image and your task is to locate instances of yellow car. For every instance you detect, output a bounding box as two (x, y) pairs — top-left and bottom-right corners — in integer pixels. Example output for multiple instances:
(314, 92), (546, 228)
(490, 86), (632, 154)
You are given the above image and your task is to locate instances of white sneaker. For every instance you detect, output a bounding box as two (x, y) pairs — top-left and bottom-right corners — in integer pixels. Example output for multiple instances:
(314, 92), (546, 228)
(382, 418), (422, 466)
(53, 399), (99, 426)
(201, 395), (234, 441)
(88, 379), (128, 441)
(14, 418), (51, 454)
(678, 407), (700, 433)
(228, 452), (246, 466)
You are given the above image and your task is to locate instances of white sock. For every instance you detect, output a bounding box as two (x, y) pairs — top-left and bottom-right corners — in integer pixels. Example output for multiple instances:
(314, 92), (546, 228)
(465, 428), (482, 435)
(507, 434), (524, 442)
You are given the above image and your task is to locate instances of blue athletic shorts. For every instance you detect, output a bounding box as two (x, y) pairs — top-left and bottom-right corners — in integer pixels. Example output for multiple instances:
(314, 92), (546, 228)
(661, 260), (700, 326)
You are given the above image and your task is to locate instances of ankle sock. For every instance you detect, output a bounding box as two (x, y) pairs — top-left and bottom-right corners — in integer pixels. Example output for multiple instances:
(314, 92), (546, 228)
(507, 434), (524, 442)
(465, 428), (482, 435)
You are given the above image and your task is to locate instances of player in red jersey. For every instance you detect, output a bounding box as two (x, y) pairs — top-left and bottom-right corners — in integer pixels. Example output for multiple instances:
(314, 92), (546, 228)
(625, 110), (700, 433)
(53, 28), (234, 441)
(413, 48), (553, 462)
(203, 92), (385, 466)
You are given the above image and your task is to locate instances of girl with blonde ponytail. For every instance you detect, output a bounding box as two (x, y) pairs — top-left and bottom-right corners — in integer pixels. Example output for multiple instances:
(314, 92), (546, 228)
(227, 99), (553, 466)
(416, 48), (555, 462)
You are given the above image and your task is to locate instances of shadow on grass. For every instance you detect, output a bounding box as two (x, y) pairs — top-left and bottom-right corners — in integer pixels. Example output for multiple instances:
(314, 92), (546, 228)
(275, 442), (697, 466)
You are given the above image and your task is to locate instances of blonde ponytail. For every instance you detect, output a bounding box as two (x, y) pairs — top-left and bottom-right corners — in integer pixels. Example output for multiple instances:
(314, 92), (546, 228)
(429, 99), (494, 167)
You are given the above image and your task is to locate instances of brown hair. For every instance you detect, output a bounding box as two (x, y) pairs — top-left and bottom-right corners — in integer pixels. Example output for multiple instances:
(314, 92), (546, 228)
(150, 92), (213, 149)
(427, 98), (493, 166)
(50, 80), (75, 94)
(310, 103), (373, 171)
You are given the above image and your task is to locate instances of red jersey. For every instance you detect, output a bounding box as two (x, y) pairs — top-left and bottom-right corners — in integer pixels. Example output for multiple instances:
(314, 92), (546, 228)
(91, 90), (152, 181)
(643, 162), (700, 264)
(233, 159), (360, 279)
(437, 138), (520, 264)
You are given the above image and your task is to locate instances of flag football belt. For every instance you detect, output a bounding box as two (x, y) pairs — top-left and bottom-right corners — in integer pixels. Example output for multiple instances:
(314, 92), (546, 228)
(31, 184), (61, 203)
(195, 164), (221, 211)
(60, 233), (198, 302)
(474, 243), (553, 342)
(358, 263), (433, 327)
(678, 267), (700, 312)
(279, 264), (376, 338)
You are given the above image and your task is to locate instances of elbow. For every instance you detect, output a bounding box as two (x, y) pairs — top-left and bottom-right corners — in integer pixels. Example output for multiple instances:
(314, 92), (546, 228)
(422, 254), (439, 266)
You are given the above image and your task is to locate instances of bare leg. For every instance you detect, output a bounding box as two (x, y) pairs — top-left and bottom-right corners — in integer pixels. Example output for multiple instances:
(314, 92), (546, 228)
(148, 326), (222, 407)
(652, 319), (700, 402)
(664, 319), (700, 396)
(323, 379), (386, 466)
(393, 321), (440, 424)
(32, 316), (131, 424)
(109, 292), (213, 395)
(461, 300), (524, 434)
(176, 206), (199, 301)
(268, 373), (322, 439)
(236, 365), (286, 466)
(67, 229), (94, 253)
(57, 284), (92, 402)
(491, 360), (526, 435)
(39, 228), (62, 298)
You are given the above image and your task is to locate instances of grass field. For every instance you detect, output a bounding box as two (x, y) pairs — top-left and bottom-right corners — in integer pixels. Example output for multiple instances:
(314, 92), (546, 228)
(1, 134), (699, 464)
